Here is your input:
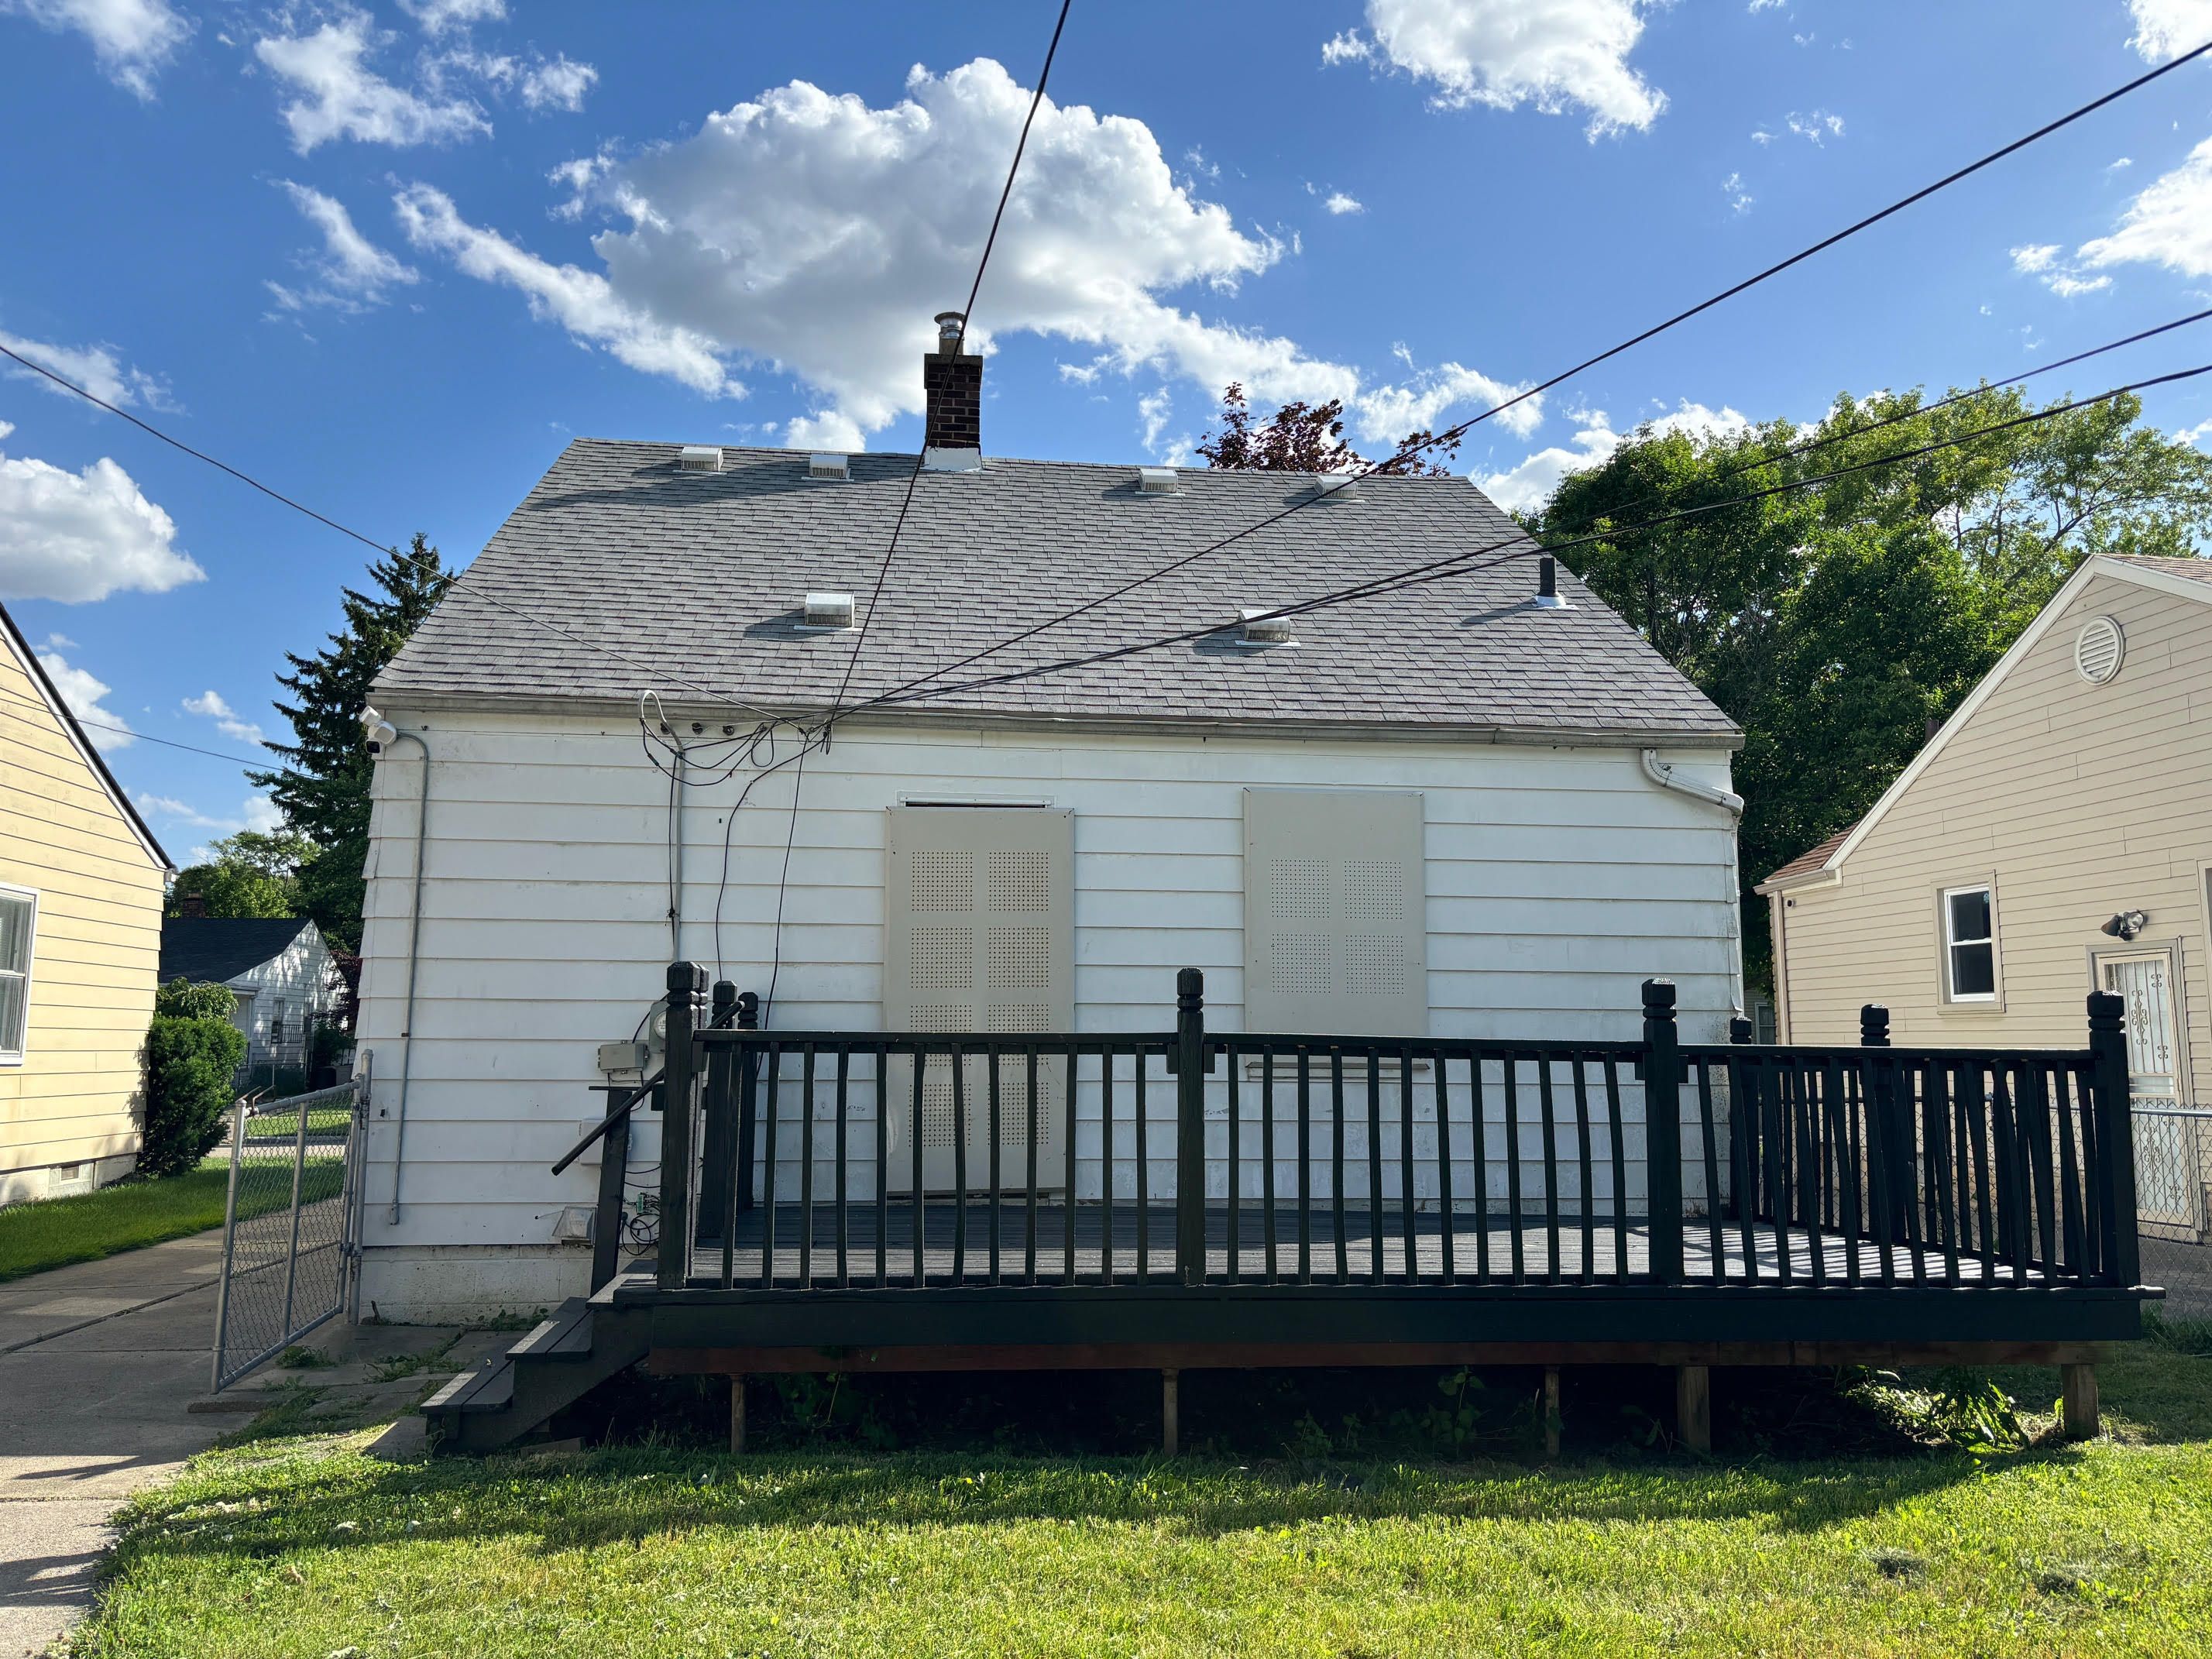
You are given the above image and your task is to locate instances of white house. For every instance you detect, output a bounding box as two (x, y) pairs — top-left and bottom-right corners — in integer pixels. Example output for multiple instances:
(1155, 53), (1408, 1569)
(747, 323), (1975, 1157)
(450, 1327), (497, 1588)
(157, 914), (338, 1081)
(352, 320), (1747, 1321)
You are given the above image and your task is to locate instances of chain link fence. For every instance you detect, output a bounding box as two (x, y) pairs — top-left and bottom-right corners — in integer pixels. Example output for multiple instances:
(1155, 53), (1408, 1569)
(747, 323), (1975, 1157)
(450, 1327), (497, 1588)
(2135, 1107), (2212, 1320)
(210, 1073), (366, 1390)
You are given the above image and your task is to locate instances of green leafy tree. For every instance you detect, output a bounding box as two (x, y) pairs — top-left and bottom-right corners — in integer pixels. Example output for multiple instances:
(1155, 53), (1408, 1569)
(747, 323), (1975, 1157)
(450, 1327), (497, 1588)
(139, 980), (248, 1176)
(1536, 386), (2212, 989)
(166, 828), (318, 920)
(249, 536), (453, 950)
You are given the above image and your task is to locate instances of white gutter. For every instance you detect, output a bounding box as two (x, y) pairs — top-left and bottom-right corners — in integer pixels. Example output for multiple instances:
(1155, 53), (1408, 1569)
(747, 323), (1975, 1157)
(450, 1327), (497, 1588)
(1641, 749), (1747, 1017)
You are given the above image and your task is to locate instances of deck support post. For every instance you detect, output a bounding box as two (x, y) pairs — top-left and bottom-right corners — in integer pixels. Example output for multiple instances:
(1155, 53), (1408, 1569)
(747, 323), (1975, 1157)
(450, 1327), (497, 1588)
(1174, 970), (1207, 1287)
(658, 963), (708, 1290)
(729, 1376), (747, 1454)
(2062, 1363), (2098, 1441)
(2086, 993), (2140, 1287)
(1675, 1365), (1710, 1454)
(1161, 1369), (1180, 1457)
(1640, 981), (1685, 1283)
(1542, 1366), (1561, 1458)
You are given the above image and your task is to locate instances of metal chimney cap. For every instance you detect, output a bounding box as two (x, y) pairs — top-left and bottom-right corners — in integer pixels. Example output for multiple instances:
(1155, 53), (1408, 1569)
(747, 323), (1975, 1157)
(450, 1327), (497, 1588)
(934, 311), (967, 348)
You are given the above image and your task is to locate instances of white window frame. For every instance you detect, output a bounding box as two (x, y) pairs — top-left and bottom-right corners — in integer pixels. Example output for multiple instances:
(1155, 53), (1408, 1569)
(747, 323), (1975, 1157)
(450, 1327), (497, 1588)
(1939, 881), (1999, 1006)
(0, 884), (37, 1066)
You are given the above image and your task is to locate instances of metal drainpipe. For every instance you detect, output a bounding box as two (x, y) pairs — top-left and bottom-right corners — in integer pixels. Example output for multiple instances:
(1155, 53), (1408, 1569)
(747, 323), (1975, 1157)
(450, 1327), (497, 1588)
(382, 730), (434, 1225)
(1640, 749), (1747, 1018)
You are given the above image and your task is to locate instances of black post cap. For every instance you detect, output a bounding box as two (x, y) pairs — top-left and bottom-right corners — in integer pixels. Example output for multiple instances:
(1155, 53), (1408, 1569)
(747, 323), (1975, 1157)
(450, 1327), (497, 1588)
(1640, 978), (1677, 1012)
(1859, 1003), (1891, 1042)
(711, 981), (738, 1011)
(1176, 967), (1204, 1009)
(666, 960), (709, 992)
(2087, 990), (2125, 1031)
(737, 990), (761, 1028)
(1727, 1017), (1754, 1045)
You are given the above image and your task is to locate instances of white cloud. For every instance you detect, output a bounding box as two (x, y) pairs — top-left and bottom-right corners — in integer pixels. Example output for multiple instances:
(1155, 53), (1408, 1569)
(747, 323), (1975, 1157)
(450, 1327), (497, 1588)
(181, 689), (265, 745)
(393, 182), (739, 397)
(2009, 243), (2060, 273)
(1722, 172), (1753, 214)
(2076, 135), (2212, 280)
(267, 180), (419, 314)
(2176, 416), (2212, 446)
(1480, 401), (1750, 513)
(40, 630), (76, 650)
(2126, 0), (2212, 60)
(1323, 191), (1365, 215)
(397, 0), (504, 35)
(0, 329), (167, 407)
(1355, 361), (1544, 445)
(39, 651), (131, 748)
(2045, 273), (2114, 297)
(136, 792), (282, 833)
(255, 7), (489, 153)
(0, 0), (191, 97)
(0, 442), (202, 603)
(1324, 0), (1666, 137)
(1136, 388), (1173, 452)
(481, 59), (1518, 448)
(2108, 156), (2135, 172)
(520, 53), (595, 112)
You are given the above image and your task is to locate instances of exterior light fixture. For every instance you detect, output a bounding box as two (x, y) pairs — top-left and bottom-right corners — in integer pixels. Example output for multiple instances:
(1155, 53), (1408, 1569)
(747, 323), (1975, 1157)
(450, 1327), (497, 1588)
(2100, 909), (2148, 941)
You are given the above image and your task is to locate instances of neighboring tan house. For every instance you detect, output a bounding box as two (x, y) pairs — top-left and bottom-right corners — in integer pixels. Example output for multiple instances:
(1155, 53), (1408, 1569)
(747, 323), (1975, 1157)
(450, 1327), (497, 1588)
(349, 311), (1748, 1321)
(1758, 553), (2212, 1093)
(0, 603), (172, 1204)
(157, 914), (338, 1080)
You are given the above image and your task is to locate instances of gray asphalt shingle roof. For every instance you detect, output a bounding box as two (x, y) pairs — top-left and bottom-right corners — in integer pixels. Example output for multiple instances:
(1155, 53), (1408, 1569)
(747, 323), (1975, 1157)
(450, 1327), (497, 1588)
(159, 918), (313, 985)
(374, 440), (1738, 742)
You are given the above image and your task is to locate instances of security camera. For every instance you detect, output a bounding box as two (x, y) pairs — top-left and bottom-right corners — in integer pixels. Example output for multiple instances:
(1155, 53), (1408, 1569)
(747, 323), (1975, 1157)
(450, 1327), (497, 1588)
(361, 705), (399, 754)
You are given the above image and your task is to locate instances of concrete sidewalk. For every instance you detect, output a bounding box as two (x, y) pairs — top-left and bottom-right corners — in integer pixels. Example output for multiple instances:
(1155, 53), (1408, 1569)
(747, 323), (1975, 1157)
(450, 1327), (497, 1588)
(0, 1230), (232, 1657)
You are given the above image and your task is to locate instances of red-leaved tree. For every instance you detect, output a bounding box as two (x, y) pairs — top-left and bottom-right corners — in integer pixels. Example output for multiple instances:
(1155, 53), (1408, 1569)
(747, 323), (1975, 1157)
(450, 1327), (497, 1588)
(1196, 383), (1462, 476)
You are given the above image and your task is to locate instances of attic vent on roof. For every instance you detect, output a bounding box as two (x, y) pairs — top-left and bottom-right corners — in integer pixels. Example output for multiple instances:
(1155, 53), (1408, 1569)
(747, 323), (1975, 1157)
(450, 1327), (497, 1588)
(808, 452), (849, 481)
(1238, 606), (1297, 647)
(802, 591), (856, 630)
(1312, 474), (1359, 503)
(1136, 466), (1177, 494)
(679, 445), (723, 473)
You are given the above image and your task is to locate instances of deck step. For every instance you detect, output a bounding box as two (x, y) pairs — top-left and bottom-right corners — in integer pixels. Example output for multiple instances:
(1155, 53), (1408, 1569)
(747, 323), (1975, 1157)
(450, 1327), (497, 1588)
(423, 1359), (514, 1415)
(507, 1298), (593, 1362)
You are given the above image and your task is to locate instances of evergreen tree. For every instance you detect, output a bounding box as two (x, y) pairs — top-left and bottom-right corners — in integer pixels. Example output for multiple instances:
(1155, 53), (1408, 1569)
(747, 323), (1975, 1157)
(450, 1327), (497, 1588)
(249, 535), (453, 949)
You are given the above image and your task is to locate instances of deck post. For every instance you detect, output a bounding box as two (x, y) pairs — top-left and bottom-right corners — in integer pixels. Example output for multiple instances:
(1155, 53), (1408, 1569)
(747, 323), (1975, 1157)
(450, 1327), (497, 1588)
(1641, 981), (1685, 1283)
(1175, 970), (1207, 1287)
(2061, 1362), (2099, 1441)
(734, 991), (761, 1218)
(2087, 992), (2140, 1286)
(1675, 1365), (1711, 1454)
(1161, 1369), (1180, 1457)
(730, 1375), (747, 1453)
(658, 962), (708, 1291)
(698, 981), (739, 1254)
(1860, 1005), (1904, 1248)
(1543, 1365), (1561, 1458)
(589, 1108), (630, 1293)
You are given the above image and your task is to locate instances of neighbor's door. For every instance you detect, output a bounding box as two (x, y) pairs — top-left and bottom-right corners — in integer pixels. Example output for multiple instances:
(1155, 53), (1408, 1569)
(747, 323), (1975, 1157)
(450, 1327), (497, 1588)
(883, 807), (1073, 1193)
(2097, 950), (2182, 1108)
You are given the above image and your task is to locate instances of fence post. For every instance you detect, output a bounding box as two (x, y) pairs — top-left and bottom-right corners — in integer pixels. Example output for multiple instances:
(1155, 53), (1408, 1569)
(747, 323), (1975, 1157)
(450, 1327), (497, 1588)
(209, 1094), (250, 1391)
(1175, 968), (1207, 1286)
(658, 961), (708, 1290)
(734, 990), (761, 1218)
(1641, 979), (1684, 1283)
(2087, 991), (2140, 1286)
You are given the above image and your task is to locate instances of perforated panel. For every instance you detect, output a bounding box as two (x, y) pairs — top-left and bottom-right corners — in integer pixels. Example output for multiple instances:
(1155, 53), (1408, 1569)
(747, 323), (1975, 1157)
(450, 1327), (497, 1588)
(908, 928), (974, 991)
(987, 926), (1053, 990)
(1245, 789), (1426, 1037)
(910, 848), (974, 912)
(988, 849), (1052, 913)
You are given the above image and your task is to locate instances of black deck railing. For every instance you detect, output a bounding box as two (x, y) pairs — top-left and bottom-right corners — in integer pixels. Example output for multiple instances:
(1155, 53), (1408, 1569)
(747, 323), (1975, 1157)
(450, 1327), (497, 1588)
(597, 963), (2142, 1299)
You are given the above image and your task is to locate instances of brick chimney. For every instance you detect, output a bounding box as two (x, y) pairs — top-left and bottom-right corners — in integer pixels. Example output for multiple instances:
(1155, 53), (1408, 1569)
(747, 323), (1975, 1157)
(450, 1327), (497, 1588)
(922, 310), (982, 469)
(179, 890), (207, 918)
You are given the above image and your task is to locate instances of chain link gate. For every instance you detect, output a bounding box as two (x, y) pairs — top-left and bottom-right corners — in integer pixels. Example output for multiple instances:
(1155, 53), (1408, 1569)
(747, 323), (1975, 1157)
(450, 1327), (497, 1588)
(210, 1060), (369, 1391)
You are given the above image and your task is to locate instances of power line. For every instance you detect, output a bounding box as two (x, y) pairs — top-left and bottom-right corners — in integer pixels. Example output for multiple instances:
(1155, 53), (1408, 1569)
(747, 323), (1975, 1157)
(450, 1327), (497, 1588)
(0, 681), (267, 767)
(848, 39), (2212, 715)
(870, 362), (2212, 709)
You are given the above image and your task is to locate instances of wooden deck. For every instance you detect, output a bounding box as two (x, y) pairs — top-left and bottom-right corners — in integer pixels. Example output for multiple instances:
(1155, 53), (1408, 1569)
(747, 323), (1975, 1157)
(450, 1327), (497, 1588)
(696, 1201), (2042, 1288)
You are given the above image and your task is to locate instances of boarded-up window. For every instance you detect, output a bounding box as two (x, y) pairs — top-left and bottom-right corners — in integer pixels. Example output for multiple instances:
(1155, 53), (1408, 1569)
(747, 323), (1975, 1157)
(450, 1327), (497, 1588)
(1244, 790), (1426, 1036)
(884, 807), (1073, 1190)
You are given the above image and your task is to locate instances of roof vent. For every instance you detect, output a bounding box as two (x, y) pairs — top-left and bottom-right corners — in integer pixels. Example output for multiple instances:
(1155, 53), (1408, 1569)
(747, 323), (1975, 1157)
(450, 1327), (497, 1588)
(2074, 615), (2124, 685)
(807, 452), (849, 481)
(1238, 606), (1297, 647)
(1313, 473), (1360, 503)
(1532, 555), (1570, 609)
(678, 445), (723, 473)
(1136, 466), (1178, 494)
(802, 591), (856, 630)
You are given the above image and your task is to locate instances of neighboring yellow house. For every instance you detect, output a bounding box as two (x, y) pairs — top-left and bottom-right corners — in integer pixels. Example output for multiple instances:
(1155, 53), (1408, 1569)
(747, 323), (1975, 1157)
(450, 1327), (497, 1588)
(1757, 553), (2211, 1094)
(0, 602), (172, 1204)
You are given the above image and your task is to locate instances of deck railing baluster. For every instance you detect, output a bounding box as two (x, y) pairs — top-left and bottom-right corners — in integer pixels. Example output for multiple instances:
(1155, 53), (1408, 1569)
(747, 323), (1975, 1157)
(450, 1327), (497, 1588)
(2023, 1063), (2059, 1275)
(1965, 1062), (1997, 1283)
(760, 1045), (781, 1290)
(1296, 1049), (1313, 1285)
(1064, 1042), (1079, 1287)
(1434, 1050), (1454, 1286)
(1603, 1056), (1628, 1282)
(833, 1048), (849, 1290)
(1135, 1052), (1150, 1285)
(1503, 1056), (1525, 1283)
(1927, 1060), (1960, 1283)
(988, 1049), (1002, 1288)
(1471, 1055), (1492, 1283)
(1367, 1052), (1384, 1284)
(909, 1045), (926, 1287)
(874, 1044), (888, 1289)
(1537, 1056), (1561, 1283)
(1760, 1060), (1789, 1284)
(1858, 1061), (1890, 1289)
(1101, 1049), (1117, 1288)
(2052, 1064), (2086, 1278)
(1262, 1050), (1278, 1284)
(1225, 1041), (1241, 1284)
(1729, 1055), (1758, 1282)
(799, 1044), (816, 1288)
(1693, 1059), (1723, 1282)
(1832, 1060), (1860, 1286)
(1025, 1046), (1040, 1285)
(1334, 1049), (1351, 1284)
(950, 1042), (967, 1285)
(1399, 1042), (1418, 1283)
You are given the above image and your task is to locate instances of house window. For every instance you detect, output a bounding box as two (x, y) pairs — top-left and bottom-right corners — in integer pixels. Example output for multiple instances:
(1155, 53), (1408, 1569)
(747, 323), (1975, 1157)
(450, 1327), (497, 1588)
(0, 888), (33, 1063)
(269, 1000), (288, 1047)
(1942, 884), (1997, 1001)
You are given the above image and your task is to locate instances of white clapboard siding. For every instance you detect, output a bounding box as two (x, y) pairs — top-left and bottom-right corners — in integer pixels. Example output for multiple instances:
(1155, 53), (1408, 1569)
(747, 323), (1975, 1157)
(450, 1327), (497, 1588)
(354, 713), (1740, 1297)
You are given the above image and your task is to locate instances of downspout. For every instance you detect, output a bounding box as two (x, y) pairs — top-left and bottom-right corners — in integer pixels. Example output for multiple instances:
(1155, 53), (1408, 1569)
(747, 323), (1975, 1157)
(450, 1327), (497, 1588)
(363, 710), (433, 1225)
(1640, 749), (1747, 1018)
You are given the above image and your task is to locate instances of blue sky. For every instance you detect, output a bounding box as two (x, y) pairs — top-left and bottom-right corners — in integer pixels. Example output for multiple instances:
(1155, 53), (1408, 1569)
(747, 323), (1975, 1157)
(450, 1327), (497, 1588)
(2, 0), (2210, 860)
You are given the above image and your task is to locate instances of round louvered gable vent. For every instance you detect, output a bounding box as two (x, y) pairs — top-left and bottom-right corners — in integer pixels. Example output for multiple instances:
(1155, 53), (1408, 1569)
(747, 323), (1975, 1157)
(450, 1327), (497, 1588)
(2074, 616), (2125, 685)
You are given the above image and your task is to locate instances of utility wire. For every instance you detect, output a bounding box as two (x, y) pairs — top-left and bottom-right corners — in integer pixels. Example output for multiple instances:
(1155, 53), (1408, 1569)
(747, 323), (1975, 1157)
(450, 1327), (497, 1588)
(845, 39), (2212, 715)
(869, 362), (2212, 708)
(0, 681), (268, 766)
(0, 342), (779, 720)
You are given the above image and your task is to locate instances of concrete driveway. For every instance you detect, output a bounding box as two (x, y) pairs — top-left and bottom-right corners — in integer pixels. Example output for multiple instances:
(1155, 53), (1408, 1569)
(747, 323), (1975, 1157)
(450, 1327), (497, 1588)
(0, 1231), (232, 1657)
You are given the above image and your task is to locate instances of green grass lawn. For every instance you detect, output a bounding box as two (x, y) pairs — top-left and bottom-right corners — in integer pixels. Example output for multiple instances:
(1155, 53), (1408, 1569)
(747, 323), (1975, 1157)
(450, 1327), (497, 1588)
(241, 1106), (352, 1141)
(0, 1158), (345, 1283)
(70, 1338), (2212, 1657)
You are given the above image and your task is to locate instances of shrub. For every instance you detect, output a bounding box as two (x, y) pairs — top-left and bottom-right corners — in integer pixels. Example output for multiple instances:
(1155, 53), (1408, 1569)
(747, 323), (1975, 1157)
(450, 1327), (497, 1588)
(140, 980), (247, 1177)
